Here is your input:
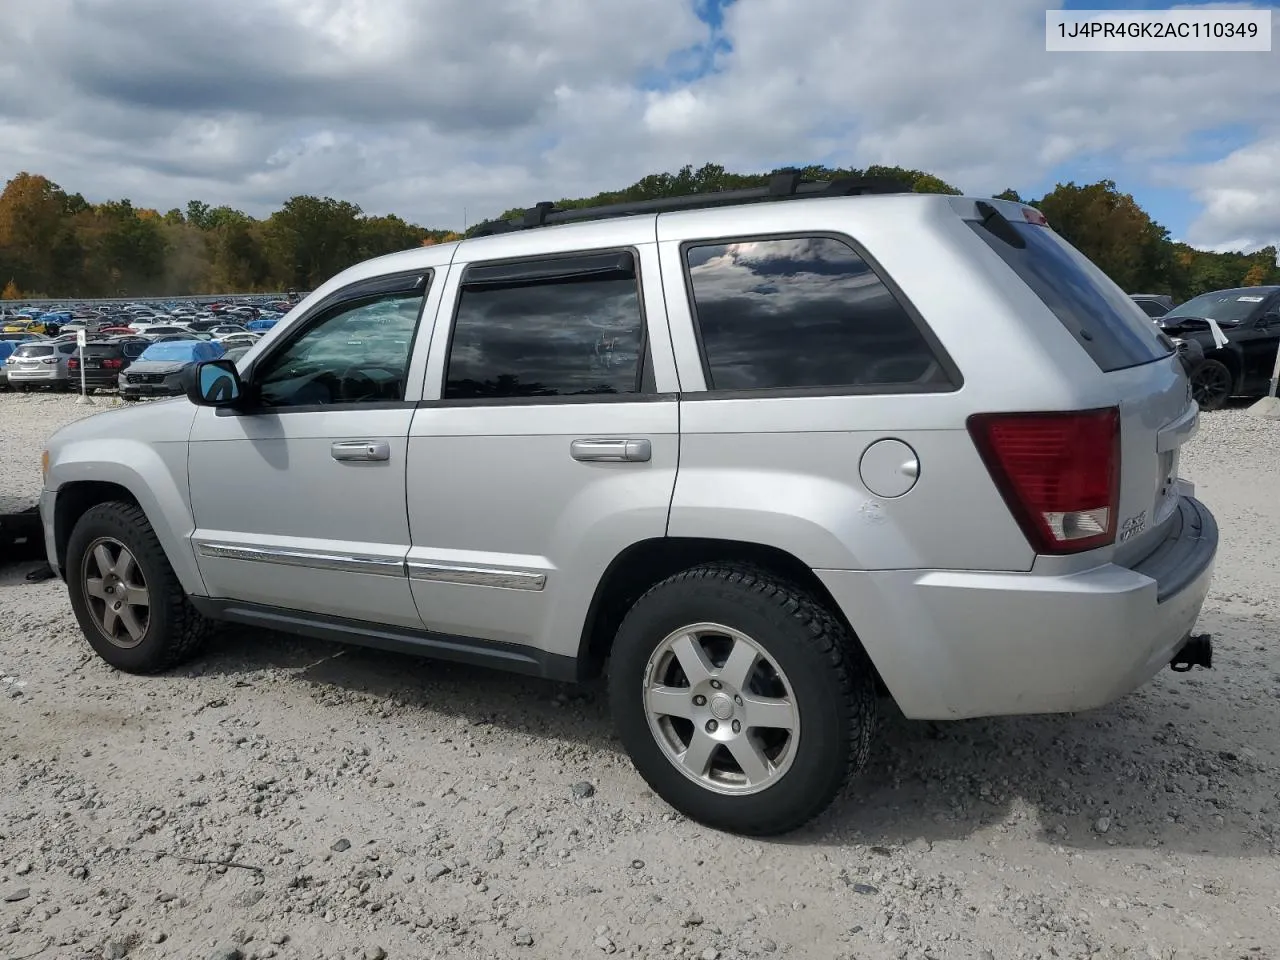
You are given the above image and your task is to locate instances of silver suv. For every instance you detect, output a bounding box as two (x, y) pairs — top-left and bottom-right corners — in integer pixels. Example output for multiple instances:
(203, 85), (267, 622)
(39, 178), (1218, 835)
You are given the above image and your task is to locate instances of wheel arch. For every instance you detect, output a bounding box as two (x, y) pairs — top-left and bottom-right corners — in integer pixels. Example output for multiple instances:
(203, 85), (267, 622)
(52, 476), (205, 596)
(575, 536), (886, 692)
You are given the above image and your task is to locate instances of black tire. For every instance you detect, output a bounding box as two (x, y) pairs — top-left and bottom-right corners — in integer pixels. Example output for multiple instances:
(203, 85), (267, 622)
(1190, 358), (1233, 411)
(66, 501), (213, 673)
(608, 563), (876, 836)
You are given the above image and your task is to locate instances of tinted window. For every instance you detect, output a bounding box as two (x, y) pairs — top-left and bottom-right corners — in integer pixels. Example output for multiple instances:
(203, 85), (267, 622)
(444, 260), (644, 399)
(684, 236), (949, 391)
(968, 221), (1173, 372)
(16, 344), (54, 357)
(1134, 299), (1168, 317)
(255, 289), (424, 407)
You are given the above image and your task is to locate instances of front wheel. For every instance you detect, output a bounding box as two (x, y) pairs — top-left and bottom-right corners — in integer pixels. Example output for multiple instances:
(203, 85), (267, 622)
(65, 501), (213, 673)
(608, 564), (876, 836)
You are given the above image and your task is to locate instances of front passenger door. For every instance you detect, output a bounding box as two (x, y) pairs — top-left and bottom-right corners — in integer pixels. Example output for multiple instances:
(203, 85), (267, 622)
(187, 269), (438, 627)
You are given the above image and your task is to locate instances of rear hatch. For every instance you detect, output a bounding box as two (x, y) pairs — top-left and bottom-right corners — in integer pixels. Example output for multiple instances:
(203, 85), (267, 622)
(14, 344), (56, 363)
(958, 198), (1195, 567)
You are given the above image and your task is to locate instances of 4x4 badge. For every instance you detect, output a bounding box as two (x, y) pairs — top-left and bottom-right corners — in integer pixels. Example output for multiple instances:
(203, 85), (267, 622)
(1120, 510), (1148, 542)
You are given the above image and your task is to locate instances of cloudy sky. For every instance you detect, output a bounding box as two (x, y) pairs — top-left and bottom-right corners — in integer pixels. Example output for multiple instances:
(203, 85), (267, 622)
(0, 0), (1276, 254)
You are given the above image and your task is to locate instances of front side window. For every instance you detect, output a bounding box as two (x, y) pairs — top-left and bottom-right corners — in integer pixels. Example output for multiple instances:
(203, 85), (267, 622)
(684, 236), (950, 392)
(254, 286), (426, 408)
(444, 252), (645, 399)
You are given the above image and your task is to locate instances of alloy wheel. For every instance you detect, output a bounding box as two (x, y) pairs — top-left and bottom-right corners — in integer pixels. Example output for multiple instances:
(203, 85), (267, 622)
(642, 622), (800, 796)
(81, 537), (151, 648)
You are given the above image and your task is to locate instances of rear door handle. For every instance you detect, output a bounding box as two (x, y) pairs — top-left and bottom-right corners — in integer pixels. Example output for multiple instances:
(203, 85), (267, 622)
(570, 438), (652, 462)
(331, 440), (391, 462)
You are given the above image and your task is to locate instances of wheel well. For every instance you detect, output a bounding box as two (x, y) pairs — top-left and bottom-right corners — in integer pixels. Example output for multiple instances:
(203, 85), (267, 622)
(53, 481), (139, 574)
(1204, 349), (1243, 389)
(577, 537), (875, 683)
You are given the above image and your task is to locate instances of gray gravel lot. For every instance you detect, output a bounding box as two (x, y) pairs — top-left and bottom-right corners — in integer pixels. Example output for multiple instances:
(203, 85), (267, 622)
(2, 392), (1278, 960)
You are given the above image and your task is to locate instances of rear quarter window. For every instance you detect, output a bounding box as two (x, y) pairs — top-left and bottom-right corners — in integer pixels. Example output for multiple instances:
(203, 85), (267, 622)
(968, 219), (1173, 372)
(683, 235), (955, 393)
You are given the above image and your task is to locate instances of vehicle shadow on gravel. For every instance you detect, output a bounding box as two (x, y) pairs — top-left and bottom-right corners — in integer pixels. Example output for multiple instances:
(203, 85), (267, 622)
(182, 604), (1276, 861)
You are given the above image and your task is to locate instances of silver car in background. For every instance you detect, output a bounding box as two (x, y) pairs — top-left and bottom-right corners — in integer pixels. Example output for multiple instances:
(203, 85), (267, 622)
(5, 339), (78, 390)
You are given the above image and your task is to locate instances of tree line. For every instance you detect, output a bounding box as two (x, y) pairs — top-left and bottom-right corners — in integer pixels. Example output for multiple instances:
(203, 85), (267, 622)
(2, 163), (1275, 301)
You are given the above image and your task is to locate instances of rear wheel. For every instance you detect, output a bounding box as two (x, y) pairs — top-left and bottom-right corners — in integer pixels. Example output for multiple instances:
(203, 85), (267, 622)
(66, 502), (213, 673)
(1190, 359), (1233, 411)
(608, 563), (876, 835)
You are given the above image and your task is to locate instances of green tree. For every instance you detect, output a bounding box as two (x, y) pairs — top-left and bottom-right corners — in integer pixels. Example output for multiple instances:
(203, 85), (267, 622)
(185, 200), (213, 229)
(0, 172), (84, 294)
(1035, 180), (1175, 293)
(264, 195), (365, 289)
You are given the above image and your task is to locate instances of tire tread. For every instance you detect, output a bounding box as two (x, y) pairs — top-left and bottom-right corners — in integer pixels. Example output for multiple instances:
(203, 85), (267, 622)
(69, 501), (213, 672)
(613, 561), (876, 834)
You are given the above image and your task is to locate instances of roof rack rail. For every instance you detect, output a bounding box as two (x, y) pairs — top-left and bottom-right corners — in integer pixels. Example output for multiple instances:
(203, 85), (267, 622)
(468, 173), (914, 237)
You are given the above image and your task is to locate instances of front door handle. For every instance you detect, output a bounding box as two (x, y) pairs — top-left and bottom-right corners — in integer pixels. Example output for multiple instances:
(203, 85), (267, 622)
(570, 438), (652, 462)
(331, 440), (391, 462)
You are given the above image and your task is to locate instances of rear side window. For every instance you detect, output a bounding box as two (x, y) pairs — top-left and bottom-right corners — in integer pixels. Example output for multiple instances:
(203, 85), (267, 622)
(683, 236), (952, 392)
(968, 220), (1173, 372)
(444, 252), (646, 400)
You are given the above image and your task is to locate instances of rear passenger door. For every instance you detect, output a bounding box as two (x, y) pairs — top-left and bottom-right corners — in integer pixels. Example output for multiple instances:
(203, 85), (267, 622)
(406, 223), (680, 669)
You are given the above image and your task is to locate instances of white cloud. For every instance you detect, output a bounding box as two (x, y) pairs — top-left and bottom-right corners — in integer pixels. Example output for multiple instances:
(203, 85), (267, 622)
(0, 0), (1276, 253)
(1182, 136), (1280, 254)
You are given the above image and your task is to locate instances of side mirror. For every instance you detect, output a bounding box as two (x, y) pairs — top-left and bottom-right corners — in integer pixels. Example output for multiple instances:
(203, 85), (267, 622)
(185, 359), (244, 408)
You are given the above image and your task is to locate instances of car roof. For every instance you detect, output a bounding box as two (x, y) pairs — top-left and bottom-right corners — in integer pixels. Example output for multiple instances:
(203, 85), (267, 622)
(1188, 286), (1280, 297)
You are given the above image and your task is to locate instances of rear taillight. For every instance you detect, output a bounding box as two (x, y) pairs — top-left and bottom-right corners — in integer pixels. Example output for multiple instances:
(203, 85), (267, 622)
(103, 358), (123, 369)
(967, 408), (1120, 555)
(67, 358), (78, 369)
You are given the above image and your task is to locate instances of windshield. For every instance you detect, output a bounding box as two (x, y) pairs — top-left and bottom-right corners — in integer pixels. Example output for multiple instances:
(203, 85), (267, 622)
(1164, 289), (1273, 324)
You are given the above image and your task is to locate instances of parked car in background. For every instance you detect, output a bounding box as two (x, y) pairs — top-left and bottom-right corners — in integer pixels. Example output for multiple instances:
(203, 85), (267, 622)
(118, 339), (225, 400)
(208, 324), (250, 338)
(4, 339), (78, 390)
(1130, 293), (1176, 319)
(1156, 286), (1280, 409)
(2, 318), (54, 336)
(0, 340), (17, 389)
(66, 340), (136, 393)
(214, 332), (260, 350)
(135, 325), (192, 338)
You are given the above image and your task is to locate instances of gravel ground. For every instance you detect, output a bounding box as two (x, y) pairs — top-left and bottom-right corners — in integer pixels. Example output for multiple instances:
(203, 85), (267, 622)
(2, 391), (1278, 960)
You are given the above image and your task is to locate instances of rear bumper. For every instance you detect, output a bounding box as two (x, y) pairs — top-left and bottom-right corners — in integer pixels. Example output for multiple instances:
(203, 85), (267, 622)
(8, 369), (67, 384)
(817, 495), (1217, 720)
